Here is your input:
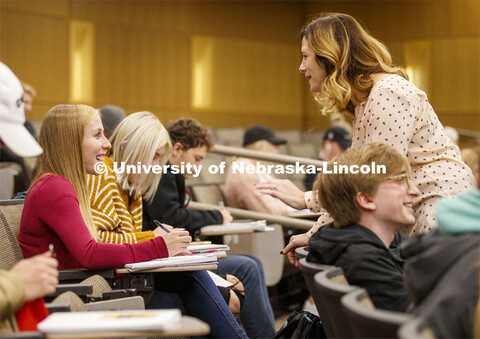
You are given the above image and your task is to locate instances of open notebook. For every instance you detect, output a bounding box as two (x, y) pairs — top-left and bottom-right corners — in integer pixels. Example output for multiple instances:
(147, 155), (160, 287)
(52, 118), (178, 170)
(200, 219), (275, 235)
(124, 255), (218, 272)
(38, 309), (181, 334)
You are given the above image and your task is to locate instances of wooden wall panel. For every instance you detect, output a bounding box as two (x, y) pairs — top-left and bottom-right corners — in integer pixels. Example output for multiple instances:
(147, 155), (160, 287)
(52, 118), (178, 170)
(1, 1), (478, 131)
(206, 37), (302, 116)
(430, 38), (480, 113)
(95, 24), (191, 113)
(1, 0), (69, 18)
(0, 9), (69, 119)
(305, 1), (479, 40)
(189, 1), (303, 43)
(72, 1), (195, 33)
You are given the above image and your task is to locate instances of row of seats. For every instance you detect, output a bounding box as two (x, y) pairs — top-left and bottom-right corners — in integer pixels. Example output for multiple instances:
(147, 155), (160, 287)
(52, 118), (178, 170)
(28, 120), (326, 153)
(210, 127), (325, 149)
(295, 247), (434, 339)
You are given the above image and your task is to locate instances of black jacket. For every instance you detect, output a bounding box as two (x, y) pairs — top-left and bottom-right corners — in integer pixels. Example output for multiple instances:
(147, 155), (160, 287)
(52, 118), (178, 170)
(142, 164), (222, 235)
(307, 223), (410, 312)
(401, 230), (480, 338)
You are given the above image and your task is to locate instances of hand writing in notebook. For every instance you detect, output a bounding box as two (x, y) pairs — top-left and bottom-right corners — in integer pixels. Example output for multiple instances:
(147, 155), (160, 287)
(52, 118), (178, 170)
(153, 220), (174, 237)
(153, 220), (192, 256)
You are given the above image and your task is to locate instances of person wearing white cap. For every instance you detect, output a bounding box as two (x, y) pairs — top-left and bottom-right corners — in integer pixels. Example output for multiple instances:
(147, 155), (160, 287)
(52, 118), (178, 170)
(0, 64), (57, 334)
(0, 62), (42, 158)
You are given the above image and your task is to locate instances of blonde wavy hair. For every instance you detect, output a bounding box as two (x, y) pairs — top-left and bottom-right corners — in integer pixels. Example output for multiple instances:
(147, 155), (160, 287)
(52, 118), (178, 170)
(108, 111), (171, 203)
(32, 104), (99, 240)
(301, 13), (408, 115)
(314, 142), (410, 228)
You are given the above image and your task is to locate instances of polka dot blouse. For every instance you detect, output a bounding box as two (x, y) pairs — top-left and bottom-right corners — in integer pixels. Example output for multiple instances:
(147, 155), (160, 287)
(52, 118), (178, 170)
(306, 74), (475, 236)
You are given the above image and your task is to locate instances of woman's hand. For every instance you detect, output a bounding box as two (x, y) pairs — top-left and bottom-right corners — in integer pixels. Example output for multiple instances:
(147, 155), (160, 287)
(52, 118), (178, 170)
(162, 230), (192, 256)
(280, 233), (311, 268)
(255, 179), (307, 210)
(153, 223), (174, 237)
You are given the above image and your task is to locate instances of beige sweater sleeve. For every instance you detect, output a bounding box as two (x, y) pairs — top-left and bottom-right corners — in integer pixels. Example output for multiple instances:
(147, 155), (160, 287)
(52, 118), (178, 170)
(0, 270), (25, 324)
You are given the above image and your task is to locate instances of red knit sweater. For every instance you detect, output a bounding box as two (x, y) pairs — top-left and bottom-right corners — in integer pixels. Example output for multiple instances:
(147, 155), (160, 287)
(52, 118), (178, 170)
(19, 174), (168, 269)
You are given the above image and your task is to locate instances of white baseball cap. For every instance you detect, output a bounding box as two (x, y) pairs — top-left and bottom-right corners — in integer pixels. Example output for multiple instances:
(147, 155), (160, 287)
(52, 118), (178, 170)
(0, 62), (42, 157)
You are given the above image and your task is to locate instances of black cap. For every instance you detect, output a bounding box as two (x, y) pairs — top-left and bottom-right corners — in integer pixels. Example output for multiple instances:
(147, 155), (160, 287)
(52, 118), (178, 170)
(99, 105), (126, 135)
(323, 127), (352, 150)
(243, 125), (287, 147)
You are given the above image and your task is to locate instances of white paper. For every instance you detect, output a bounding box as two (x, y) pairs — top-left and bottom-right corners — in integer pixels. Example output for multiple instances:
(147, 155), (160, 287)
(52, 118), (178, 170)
(207, 271), (233, 288)
(38, 309), (181, 334)
(200, 220), (274, 235)
(187, 244), (230, 253)
(124, 255), (217, 272)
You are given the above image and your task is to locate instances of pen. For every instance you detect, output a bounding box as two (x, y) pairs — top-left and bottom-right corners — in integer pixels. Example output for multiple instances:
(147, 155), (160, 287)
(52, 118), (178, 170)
(49, 243), (56, 257)
(219, 201), (224, 210)
(154, 219), (171, 233)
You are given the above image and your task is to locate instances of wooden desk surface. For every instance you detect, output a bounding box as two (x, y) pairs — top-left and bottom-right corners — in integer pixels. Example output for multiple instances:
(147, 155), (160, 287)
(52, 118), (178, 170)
(46, 315), (210, 338)
(116, 263), (218, 274)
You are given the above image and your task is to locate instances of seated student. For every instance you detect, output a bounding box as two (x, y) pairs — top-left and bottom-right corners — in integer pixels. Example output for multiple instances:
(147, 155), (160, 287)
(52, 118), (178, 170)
(307, 142), (419, 312)
(304, 126), (351, 190)
(0, 66), (41, 193)
(224, 125), (293, 216)
(87, 111), (247, 338)
(143, 118), (276, 338)
(401, 152), (480, 338)
(89, 111), (242, 316)
(19, 105), (246, 339)
(0, 62), (58, 334)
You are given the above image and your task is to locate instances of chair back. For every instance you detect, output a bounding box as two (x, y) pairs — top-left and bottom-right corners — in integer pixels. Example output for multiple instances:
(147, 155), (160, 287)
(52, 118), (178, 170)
(314, 267), (359, 338)
(214, 127), (244, 147)
(0, 166), (15, 199)
(81, 275), (113, 298)
(298, 258), (336, 338)
(51, 291), (88, 312)
(341, 288), (411, 338)
(189, 184), (226, 205)
(398, 317), (436, 339)
(0, 199), (25, 270)
(52, 291), (145, 312)
(294, 246), (309, 260)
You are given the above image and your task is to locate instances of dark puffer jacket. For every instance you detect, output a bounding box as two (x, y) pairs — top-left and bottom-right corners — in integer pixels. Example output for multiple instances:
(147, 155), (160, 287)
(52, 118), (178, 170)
(307, 222), (410, 312)
(401, 230), (480, 338)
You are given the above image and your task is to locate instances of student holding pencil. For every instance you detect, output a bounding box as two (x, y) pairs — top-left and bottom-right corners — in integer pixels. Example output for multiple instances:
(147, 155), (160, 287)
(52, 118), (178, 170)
(19, 105), (247, 339)
(143, 118), (276, 338)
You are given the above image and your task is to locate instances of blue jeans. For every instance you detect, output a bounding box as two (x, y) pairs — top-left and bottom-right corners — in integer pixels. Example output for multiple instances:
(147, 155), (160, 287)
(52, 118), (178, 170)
(146, 270), (247, 339)
(214, 254), (276, 338)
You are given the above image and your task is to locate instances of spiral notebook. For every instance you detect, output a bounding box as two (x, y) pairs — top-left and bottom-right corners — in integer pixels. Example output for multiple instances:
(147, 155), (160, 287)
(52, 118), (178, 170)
(124, 255), (218, 272)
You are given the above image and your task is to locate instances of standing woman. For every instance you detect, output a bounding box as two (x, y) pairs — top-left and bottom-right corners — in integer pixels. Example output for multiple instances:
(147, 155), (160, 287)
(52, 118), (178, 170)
(19, 105), (246, 339)
(257, 13), (474, 262)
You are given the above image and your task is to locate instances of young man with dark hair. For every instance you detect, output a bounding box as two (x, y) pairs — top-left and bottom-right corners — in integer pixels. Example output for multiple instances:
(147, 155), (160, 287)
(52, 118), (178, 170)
(307, 142), (419, 312)
(143, 118), (275, 338)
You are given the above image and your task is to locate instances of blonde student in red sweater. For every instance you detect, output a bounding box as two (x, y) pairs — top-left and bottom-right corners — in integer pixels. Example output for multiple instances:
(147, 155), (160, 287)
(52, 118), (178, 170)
(19, 105), (247, 339)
